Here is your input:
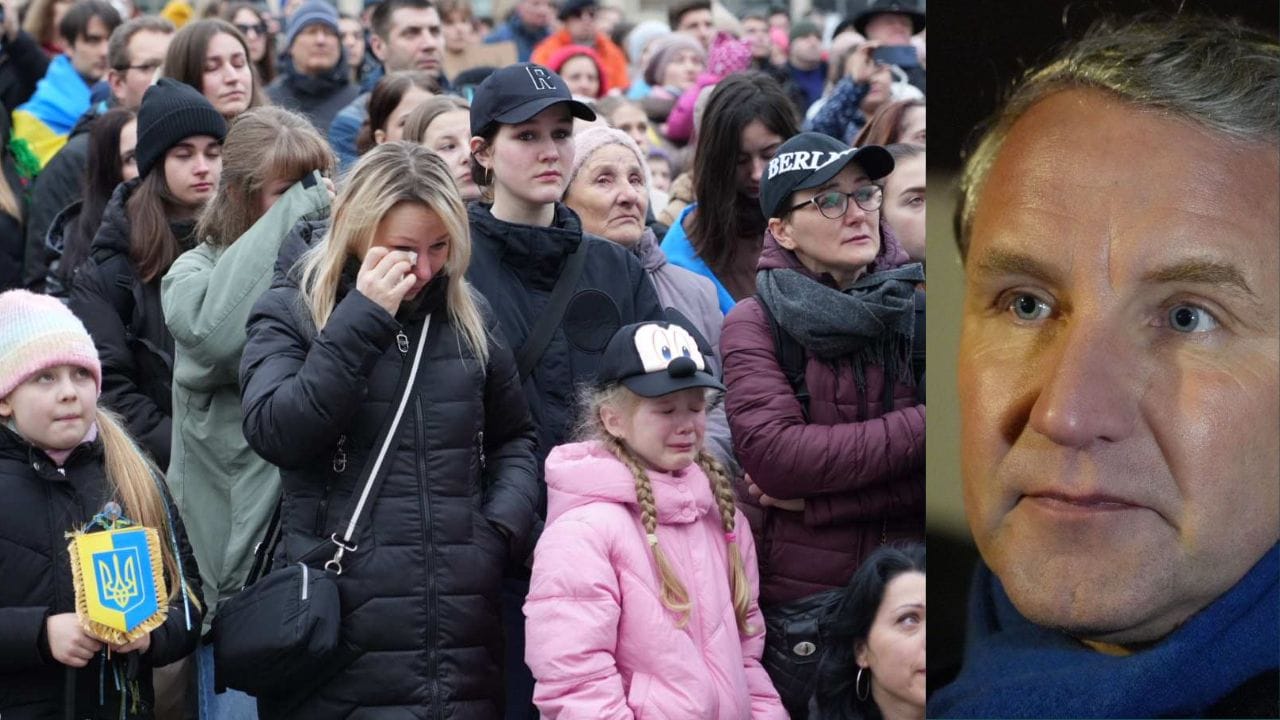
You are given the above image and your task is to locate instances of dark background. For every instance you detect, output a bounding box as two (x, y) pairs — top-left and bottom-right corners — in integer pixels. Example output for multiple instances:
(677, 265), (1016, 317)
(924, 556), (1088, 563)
(928, 0), (1280, 171)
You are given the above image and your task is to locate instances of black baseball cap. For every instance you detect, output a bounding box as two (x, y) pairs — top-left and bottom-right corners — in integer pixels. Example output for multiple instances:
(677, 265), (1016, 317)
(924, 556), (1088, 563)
(759, 132), (894, 219)
(597, 320), (724, 398)
(558, 0), (598, 20)
(469, 63), (597, 136)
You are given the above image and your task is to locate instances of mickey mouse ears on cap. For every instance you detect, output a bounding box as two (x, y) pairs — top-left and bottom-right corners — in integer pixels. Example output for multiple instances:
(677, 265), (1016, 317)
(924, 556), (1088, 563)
(597, 317), (725, 398)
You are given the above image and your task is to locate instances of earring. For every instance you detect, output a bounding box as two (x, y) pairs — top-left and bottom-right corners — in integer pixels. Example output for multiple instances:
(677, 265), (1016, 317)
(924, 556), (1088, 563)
(856, 666), (870, 702)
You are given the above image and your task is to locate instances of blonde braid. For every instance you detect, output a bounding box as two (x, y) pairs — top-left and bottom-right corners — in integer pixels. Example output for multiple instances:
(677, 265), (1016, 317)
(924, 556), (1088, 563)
(601, 433), (692, 627)
(697, 451), (757, 635)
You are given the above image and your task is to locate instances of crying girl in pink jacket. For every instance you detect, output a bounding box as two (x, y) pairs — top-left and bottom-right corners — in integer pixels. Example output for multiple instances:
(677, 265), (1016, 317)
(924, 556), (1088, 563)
(525, 319), (787, 719)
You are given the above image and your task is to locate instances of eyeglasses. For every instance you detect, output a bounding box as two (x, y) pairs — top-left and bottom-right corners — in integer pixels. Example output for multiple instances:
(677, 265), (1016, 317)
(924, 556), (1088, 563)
(235, 22), (267, 37)
(789, 185), (883, 219)
(118, 59), (163, 73)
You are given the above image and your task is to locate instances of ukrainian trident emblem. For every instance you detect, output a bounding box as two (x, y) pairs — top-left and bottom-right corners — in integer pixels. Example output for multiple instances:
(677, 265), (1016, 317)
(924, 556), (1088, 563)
(68, 502), (168, 644)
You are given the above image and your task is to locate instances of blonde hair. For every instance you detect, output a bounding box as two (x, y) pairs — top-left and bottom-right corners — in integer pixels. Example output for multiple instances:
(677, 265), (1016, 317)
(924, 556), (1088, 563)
(297, 142), (489, 365)
(95, 409), (199, 609)
(585, 384), (756, 634)
(0, 168), (19, 220)
(196, 106), (335, 248)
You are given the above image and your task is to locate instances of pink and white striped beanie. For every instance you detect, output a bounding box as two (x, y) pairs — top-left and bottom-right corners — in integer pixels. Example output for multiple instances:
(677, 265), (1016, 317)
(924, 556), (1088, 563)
(0, 290), (102, 400)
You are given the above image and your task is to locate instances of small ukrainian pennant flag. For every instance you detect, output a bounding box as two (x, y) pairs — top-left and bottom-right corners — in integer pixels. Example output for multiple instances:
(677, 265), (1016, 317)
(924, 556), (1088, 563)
(69, 525), (168, 645)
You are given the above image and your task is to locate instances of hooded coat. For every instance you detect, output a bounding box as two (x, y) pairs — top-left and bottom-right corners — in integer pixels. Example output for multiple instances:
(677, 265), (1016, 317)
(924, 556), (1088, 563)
(0, 425), (203, 719)
(525, 441), (787, 720)
(720, 232), (925, 607)
(68, 179), (188, 468)
(239, 222), (540, 718)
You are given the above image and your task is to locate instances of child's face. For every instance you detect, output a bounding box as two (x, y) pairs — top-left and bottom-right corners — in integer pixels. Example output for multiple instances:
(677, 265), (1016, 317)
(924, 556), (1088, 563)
(0, 365), (97, 452)
(648, 157), (671, 192)
(604, 387), (708, 472)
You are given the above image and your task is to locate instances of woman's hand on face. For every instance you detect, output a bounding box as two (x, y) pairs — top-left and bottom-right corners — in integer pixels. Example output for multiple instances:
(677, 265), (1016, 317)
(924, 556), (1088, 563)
(746, 475), (805, 512)
(357, 246), (417, 317)
(322, 177), (336, 201)
(46, 613), (103, 668)
(846, 42), (882, 85)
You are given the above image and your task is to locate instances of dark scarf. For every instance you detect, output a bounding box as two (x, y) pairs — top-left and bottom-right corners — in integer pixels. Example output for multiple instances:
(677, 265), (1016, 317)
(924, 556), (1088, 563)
(929, 544), (1280, 718)
(756, 261), (923, 409)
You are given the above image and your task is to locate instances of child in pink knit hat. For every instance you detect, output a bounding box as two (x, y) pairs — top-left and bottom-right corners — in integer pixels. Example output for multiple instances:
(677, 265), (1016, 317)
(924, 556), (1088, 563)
(0, 289), (202, 719)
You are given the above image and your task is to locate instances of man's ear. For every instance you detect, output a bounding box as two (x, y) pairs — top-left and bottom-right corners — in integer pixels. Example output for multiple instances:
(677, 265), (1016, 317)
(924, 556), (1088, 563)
(368, 32), (387, 62)
(107, 69), (126, 102)
(768, 215), (798, 251)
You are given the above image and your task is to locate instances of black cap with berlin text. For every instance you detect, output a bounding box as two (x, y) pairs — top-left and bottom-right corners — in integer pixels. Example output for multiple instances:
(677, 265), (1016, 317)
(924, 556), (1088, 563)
(469, 63), (597, 136)
(759, 132), (895, 219)
(596, 320), (725, 398)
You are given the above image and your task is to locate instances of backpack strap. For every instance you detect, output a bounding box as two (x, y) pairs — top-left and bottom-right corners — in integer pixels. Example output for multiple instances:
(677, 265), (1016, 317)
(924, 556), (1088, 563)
(912, 288), (925, 402)
(756, 294), (810, 422)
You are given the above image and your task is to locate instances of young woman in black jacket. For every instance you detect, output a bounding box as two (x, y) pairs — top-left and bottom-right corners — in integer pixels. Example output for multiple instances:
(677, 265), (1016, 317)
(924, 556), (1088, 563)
(68, 80), (225, 469)
(239, 142), (539, 718)
(464, 61), (667, 720)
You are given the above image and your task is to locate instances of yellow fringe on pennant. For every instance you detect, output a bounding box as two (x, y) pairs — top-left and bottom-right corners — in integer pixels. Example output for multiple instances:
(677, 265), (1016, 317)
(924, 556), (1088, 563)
(67, 527), (169, 646)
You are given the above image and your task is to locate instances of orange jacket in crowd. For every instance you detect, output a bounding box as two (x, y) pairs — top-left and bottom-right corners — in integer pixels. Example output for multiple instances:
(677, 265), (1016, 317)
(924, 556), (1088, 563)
(532, 30), (630, 93)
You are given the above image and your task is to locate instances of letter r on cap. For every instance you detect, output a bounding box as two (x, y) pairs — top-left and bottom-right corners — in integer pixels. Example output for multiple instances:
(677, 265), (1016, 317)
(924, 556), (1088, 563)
(527, 67), (556, 91)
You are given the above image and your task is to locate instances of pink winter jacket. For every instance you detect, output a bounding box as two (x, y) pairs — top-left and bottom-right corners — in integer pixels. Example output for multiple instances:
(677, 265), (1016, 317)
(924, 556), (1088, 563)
(526, 441), (787, 720)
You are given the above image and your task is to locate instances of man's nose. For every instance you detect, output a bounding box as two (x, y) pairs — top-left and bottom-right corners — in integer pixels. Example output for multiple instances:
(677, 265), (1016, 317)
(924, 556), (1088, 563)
(1028, 316), (1141, 447)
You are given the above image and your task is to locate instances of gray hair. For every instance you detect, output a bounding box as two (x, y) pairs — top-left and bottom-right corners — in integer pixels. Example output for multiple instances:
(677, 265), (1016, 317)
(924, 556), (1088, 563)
(955, 14), (1280, 258)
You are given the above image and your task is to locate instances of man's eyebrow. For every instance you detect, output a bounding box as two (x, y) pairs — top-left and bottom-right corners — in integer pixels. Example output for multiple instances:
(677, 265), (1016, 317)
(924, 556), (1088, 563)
(1142, 258), (1257, 299)
(971, 248), (1063, 285)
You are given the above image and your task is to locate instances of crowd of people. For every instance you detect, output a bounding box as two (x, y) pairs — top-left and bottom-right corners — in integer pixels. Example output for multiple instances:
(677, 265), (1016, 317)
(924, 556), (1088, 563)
(0, 0), (927, 718)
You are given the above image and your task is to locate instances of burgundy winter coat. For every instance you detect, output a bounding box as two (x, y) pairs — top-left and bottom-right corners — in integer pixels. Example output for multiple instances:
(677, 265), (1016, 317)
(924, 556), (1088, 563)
(721, 232), (925, 606)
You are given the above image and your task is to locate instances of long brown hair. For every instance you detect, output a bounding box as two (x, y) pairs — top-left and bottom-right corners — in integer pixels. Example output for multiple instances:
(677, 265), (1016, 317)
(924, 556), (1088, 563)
(690, 72), (798, 274)
(197, 106), (334, 248)
(853, 99), (925, 148)
(584, 384), (756, 634)
(163, 19), (266, 116)
(128, 167), (204, 283)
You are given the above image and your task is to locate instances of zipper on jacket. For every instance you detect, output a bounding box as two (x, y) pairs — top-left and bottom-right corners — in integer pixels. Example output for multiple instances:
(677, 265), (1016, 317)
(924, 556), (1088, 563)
(396, 331), (410, 355)
(476, 430), (485, 474)
(316, 435), (346, 535)
(415, 400), (443, 719)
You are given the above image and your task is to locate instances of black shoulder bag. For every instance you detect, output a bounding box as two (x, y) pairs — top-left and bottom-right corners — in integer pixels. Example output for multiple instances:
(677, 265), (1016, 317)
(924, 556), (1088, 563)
(515, 238), (588, 380)
(212, 314), (434, 698)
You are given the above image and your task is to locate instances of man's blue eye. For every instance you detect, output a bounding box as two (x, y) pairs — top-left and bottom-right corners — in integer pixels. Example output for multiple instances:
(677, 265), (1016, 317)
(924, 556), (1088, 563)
(1009, 294), (1051, 321)
(1168, 305), (1218, 333)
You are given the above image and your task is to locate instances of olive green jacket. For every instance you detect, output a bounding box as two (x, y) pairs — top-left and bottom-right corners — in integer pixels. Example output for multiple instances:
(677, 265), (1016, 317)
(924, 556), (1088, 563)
(161, 173), (331, 632)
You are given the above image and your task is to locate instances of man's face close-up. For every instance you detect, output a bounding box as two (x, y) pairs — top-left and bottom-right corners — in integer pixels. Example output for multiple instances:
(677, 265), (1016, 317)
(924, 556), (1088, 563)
(958, 88), (1280, 646)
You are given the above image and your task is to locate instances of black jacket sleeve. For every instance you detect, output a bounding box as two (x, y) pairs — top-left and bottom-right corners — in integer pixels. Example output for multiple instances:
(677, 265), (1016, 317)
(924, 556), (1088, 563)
(146, 483), (204, 666)
(0, 30), (49, 113)
(68, 261), (172, 467)
(241, 284), (400, 470)
(477, 310), (540, 556)
(0, 606), (51, 671)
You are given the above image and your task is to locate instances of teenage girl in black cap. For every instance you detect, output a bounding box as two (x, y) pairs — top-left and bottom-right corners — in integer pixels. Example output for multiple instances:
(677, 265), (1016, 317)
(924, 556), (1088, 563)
(464, 62), (666, 719)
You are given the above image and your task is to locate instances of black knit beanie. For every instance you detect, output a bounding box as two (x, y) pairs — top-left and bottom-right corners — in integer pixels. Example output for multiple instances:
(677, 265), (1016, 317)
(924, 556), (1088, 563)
(135, 78), (228, 179)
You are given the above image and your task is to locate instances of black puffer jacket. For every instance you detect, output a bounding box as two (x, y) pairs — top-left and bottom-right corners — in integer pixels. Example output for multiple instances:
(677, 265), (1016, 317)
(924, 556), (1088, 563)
(68, 179), (186, 468)
(465, 202), (665, 477)
(0, 425), (203, 719)
(22, 107), (98, 291)
(240, 222), (539, 718)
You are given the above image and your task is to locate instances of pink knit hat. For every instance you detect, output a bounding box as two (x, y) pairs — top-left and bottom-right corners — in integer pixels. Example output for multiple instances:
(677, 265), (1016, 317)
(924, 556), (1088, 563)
(567, 124), (652, 196)
(0, 290), (102, 400)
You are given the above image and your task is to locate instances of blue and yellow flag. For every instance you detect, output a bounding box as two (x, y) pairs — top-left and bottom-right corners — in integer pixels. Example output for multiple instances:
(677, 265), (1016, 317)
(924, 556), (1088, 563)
(69, 525), (168, 644)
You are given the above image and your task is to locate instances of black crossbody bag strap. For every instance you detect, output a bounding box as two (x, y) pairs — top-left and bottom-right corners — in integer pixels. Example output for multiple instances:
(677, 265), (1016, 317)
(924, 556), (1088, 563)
(244, 313), (434, 586)
(516, 238), (588, 380)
